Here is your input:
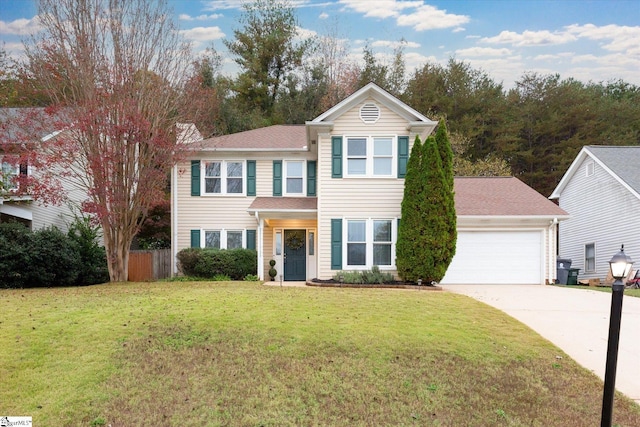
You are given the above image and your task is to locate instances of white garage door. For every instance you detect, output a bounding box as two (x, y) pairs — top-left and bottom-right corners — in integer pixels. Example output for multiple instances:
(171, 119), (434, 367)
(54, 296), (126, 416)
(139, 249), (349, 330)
(441, 230), (543, 285)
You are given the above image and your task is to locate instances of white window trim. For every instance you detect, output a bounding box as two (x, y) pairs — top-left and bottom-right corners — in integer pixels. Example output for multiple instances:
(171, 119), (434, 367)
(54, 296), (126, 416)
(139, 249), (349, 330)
(202, 160), (246, 196)
(586, 161), (595, 177)
(200, 229), (246, 249)
(343, 218), (397, 269)
(283, 159), (306, 196)
(344, 136), (396, 178)
(1, 162), (20, 191)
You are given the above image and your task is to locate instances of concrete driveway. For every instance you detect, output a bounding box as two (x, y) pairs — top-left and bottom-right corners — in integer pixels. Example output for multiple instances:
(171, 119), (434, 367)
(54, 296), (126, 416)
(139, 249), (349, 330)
(443, 284), (640, 404)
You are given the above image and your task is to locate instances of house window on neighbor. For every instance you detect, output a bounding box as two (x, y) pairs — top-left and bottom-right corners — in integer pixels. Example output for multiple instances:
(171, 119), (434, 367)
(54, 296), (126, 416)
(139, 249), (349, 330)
(373, 220), (392, 266)
(204, 161), (243, 195)
(1, 162), (19, 191)
(585, 243), (596, 272)
(347, 220), (366, 266)
(205, 231), (221, 249)
(227, 231), (243, 249)
(586, 161), (594, 177)
(285, 160), (304, 194)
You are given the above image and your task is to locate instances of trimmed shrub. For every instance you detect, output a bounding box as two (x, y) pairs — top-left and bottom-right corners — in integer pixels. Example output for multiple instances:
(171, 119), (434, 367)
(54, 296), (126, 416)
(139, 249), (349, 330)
(332, 267), (395, 285)
(177, 248), (257, 280)
(28, 227), (81, 287)
(0, 223), (33, 288)
(67, 216), (109, 286)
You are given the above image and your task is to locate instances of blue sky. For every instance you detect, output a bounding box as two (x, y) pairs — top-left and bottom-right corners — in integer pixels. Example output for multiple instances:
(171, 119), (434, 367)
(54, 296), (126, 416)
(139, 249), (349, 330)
(1, 0), (639, 89)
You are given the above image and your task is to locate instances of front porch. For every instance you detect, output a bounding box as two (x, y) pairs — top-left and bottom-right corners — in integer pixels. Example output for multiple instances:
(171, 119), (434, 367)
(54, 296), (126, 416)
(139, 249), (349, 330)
(248, 197), (318, 281)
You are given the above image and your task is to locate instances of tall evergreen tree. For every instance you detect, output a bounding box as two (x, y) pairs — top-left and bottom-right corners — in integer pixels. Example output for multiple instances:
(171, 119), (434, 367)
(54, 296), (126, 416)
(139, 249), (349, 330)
(435, 121), (457, 275)
(397, 134), (456, 283)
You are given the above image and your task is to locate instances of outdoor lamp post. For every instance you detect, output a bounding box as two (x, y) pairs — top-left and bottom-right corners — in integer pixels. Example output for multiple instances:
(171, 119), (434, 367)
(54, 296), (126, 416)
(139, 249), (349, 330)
(601, 245), (633, 427)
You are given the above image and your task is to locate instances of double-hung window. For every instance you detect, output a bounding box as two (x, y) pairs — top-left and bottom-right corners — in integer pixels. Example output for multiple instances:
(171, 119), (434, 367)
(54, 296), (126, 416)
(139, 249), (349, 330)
(1, 162), (19, 191)
(202, 229), (244, 249)
(585, 243), (596, 272)
(203, 161), (244, 195)
(345, 219), (395, 268)
(345, 136), (395, 177)
(285, 160), (304, 195)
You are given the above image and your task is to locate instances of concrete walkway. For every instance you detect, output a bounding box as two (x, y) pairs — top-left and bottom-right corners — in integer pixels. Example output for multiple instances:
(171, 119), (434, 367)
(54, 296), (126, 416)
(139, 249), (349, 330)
(443, 285), (640, 403)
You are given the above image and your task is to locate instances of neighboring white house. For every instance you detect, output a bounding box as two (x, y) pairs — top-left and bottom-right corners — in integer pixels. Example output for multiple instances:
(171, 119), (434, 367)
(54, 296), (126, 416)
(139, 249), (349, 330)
(0, 108), (82, 232)
(172, 83), (568, 285)
(550, 145), (640, 282)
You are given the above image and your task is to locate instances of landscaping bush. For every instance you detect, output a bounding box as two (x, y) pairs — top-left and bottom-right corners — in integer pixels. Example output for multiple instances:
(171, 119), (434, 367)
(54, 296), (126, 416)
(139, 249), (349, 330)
(177, 248), (257, 280)
(0, 220), (108, 288)
(332, 267), (395, 285)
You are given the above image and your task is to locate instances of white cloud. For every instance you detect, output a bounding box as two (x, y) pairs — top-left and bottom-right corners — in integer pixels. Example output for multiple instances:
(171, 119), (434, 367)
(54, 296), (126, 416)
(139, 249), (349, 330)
(179, 14), (223, 21)
(397, 4), (469, 31)
(179, 26), (225, 42)
(202, 0), (246, 11)
(372, 40), (420, 49)
(481, 30), (576, 46)
(296, 26), (318, 41)
(452, 27), (465, 33)
(456, 47), (512, 57)
(0, 17), (42, 36)
(319, 12), (329, 19)
(339, 0), (423, 19)
(566, 24), (640, 56)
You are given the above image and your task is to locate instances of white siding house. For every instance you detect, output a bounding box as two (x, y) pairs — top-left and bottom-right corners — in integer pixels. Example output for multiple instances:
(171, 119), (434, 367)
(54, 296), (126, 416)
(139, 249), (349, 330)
(173, 83), (568, 284)
(550, 146), (640, 282)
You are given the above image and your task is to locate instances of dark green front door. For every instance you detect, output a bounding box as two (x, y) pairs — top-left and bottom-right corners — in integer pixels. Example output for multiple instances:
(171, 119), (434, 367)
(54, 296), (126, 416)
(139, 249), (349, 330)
(284, 229), (306, 281)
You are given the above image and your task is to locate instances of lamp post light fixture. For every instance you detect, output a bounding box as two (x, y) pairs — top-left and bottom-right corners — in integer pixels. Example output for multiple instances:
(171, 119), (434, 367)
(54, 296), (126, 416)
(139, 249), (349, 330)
(601, 245), (633, 427)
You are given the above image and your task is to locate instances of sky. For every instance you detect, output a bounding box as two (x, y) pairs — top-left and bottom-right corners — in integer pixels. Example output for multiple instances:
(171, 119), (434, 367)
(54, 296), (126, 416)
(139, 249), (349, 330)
(1, 0), (639, 89)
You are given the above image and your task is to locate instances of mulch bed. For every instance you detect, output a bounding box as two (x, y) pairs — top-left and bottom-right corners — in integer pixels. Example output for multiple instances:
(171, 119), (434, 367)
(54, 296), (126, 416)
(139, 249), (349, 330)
(307, 279), (442, 291)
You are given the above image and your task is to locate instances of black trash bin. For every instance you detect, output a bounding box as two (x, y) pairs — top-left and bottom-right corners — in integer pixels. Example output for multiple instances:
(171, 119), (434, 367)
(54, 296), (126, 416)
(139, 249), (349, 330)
(556, 258), (572, 285)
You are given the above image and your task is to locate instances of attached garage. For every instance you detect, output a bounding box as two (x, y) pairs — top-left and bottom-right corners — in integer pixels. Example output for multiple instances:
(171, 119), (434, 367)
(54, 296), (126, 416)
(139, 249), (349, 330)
(441, 177), (570, 286)
(441, 230), (543, 285)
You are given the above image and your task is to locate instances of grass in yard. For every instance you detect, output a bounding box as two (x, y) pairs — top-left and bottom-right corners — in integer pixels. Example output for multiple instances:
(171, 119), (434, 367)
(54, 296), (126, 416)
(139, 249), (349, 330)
(2, 282), (639, 426)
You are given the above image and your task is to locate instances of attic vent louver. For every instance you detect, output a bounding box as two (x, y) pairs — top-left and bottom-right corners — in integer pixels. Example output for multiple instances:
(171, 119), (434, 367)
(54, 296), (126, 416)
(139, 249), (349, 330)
(360, 103), (380, 124)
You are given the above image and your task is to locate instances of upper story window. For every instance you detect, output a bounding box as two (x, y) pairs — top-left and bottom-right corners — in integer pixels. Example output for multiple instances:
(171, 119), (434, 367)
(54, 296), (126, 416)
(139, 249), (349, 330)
(203, 161), (244, 195)
(285, 160), (304, 195)
(346, 136), (395, 177)
(586, 161), (595, 177)
(1, 161), (27, 193)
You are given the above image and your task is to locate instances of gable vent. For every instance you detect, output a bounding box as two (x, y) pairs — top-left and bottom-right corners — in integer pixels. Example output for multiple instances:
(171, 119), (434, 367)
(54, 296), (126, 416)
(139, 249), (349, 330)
(360, 103), (380, 124)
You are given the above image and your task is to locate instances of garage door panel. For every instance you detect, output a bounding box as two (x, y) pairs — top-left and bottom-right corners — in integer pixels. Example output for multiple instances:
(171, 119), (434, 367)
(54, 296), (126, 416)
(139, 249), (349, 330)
(441, 231), (542, 285)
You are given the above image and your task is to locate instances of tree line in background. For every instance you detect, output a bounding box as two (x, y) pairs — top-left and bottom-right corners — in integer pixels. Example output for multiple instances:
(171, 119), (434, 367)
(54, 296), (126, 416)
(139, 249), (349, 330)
(2, 0), (638, 199)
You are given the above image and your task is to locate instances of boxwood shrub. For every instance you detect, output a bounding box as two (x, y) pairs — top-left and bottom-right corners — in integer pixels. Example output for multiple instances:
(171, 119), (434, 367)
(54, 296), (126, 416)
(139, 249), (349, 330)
(177, 248), (257, 280)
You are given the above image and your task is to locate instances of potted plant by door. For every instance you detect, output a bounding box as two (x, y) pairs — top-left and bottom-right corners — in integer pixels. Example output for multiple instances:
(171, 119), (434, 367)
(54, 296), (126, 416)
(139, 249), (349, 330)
(268, 260), (277, 281)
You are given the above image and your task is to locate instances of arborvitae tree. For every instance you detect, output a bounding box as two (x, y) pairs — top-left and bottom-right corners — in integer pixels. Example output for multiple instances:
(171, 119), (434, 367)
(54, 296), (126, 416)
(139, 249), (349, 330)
(397, 134), (456, 283)
(435, 121), (457, 277)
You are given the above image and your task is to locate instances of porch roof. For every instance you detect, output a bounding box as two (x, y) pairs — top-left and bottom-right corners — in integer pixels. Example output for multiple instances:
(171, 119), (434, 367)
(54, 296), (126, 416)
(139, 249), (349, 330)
(248, 197), (318, 220)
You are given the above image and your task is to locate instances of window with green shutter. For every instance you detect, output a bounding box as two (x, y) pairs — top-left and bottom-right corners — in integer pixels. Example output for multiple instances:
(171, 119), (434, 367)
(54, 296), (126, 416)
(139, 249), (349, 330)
(246, 230), (256, 250)
(331, 219), (342, 270)
(397, 136), (409, 178)
(273, 160), (282, 196)
(331, 136), (342, 178)
(307, 161), (316, 196)
(247, 160), (256, 196)
(190, 229), (200, 248)
(191, 160), (200, 196)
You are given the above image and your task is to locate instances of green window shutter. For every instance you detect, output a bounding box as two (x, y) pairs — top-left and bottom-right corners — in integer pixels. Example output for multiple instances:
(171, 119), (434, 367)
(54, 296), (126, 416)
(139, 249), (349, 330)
(273, 160), (282, 196)
(307, 160), (317, 196)
(190, 229), (200, 248)
(331, 219), (342, 270)
(397, 136), (409, 178)
(331, 136), (342, 178)
(246, 229), (256, 250)
(247, 160), (256, 196)
(191, 160), (200, 196)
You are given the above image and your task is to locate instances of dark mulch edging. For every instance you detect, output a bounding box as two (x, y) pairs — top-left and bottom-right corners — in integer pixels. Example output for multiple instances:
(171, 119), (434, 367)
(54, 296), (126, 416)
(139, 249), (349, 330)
(306, 280), (442, 291)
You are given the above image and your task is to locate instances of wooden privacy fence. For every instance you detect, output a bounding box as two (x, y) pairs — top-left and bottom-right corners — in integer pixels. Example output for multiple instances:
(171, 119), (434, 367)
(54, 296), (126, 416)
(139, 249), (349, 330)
(128, 249), (171, 282)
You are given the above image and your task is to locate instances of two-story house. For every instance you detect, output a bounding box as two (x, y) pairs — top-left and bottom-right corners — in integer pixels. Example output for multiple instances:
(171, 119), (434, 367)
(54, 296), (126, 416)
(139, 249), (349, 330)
(172, 83), (567, 284)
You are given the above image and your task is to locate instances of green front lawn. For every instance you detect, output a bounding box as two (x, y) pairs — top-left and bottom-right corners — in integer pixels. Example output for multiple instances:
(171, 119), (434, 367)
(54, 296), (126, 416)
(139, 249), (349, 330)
(2, 282), (639, 426)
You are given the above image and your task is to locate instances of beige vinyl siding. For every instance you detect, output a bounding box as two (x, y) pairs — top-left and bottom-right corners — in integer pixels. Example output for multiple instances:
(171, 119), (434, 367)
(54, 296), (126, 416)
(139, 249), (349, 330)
(316, 99), (411, 279)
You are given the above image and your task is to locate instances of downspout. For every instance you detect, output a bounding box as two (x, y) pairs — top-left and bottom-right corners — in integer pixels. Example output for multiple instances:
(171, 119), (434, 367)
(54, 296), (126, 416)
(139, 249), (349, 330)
(172, 164), (178, 276)
(549, 217), (558, 284)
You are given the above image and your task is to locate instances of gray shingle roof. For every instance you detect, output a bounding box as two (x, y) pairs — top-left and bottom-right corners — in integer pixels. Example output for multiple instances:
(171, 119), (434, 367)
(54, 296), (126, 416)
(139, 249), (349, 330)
(585, 146), (640, 194)
(199, 125), (307, 151)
